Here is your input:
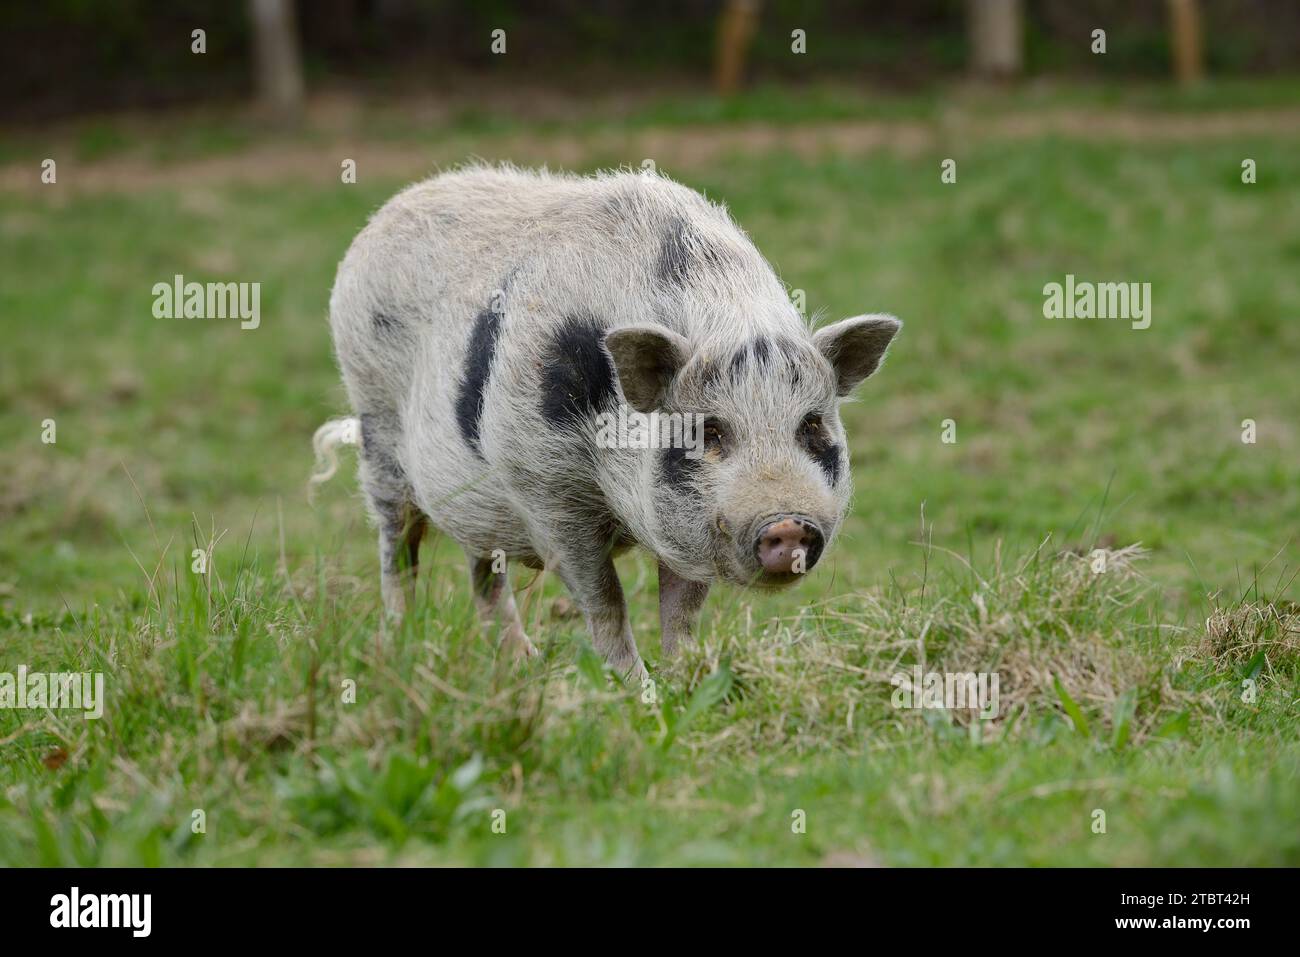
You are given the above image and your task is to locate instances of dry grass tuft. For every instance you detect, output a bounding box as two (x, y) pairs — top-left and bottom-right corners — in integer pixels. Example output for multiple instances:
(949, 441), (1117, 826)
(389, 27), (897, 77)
(678, 541), (1207, 753)
(1196, 600), (1300, 674)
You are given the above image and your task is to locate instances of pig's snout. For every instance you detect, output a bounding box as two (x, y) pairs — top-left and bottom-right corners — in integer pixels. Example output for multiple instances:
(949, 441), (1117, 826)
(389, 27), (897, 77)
(753, 515), (824, 580)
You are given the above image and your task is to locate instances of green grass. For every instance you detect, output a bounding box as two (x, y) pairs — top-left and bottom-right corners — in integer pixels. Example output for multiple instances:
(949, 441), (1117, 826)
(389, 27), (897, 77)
(1, 86), (1298, 865)
(6, 75), (1298, 168)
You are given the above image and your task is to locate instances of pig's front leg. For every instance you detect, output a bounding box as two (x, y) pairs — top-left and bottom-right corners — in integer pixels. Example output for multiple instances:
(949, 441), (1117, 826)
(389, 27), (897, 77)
(545, 532), (646, 682)
(658, 562), (710, 659)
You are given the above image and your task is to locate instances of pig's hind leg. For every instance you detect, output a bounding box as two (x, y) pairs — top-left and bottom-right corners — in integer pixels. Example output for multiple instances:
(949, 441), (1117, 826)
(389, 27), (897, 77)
(358, 413), (427, 620)
(468, 551), (538, 659)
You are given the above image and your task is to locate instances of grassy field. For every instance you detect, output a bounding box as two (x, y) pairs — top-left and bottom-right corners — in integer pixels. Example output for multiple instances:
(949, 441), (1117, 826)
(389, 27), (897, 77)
(1, 83), (1298, 865)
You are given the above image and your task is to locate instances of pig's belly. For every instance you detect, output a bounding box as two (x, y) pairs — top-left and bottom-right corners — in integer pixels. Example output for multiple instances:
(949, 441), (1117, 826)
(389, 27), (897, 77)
(405, 454), (533, 560)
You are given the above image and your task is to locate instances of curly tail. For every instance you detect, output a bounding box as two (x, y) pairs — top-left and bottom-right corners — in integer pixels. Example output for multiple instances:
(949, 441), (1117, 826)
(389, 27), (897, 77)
(308, 416), (361, 500)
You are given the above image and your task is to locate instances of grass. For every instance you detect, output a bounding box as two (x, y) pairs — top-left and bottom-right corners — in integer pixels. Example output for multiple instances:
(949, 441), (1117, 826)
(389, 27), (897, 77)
(7, 75), (1300, 168)
(1, 81), (1298, 865)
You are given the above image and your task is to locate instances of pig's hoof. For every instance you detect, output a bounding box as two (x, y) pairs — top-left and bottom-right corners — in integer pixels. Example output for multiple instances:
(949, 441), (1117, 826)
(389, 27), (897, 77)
(623, 658), (650, 685)
(501, 627), (540, 661)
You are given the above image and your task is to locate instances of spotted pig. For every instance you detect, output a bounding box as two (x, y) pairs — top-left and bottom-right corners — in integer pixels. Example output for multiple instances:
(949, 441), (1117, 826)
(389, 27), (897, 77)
(313, 164), (901, 680)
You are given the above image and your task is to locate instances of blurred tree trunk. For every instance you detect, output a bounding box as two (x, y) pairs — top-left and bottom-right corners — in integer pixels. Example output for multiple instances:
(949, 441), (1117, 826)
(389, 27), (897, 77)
(250, 0), (304, 118)
(715, 0), (761, 96)
(1168, 0), (1205, 86)
(967, 0), (1022, 79)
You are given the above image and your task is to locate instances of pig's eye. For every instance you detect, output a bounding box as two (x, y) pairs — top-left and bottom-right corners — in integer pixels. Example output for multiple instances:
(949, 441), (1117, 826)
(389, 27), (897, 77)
(702, 418), (727, 452)
(797, 413), (825, 447)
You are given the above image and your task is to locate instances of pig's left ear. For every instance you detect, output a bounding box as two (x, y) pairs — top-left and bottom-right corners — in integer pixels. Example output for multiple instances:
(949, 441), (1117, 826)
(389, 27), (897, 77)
(604, 324), (692, 413)
(813, 314), (901, 396)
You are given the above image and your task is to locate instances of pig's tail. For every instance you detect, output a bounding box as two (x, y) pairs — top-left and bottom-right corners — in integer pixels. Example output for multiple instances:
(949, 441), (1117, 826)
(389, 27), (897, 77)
(308, 416), (361, 500)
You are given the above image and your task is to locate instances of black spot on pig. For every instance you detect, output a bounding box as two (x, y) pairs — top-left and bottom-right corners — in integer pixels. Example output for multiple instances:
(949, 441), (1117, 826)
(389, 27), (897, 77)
(540, 314), (617, 426)
(359, 412), (407, 482)
(815, 443), (842, 486)
(798, 421), (842, 487)
(728, 344), (748, 380)
(374, 496), (408, 542)
(372, 310), (399, 335)
(657, 219), (693, 286)
(752, 336), (771, 364)
(656, 216), (730, 288)
(455, 308), (504, 456)
(660, 443), (702, 492)
(776, 338), (816, 386)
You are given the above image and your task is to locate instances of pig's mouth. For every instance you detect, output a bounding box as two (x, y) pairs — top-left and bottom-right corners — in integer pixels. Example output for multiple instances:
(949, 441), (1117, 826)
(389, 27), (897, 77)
(718, 559), (808, 589)
(750, 570), (803, 589)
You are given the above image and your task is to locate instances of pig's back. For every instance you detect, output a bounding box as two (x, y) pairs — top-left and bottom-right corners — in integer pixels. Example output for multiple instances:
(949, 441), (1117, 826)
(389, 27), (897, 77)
(328, 163), (780, 434)
(330, 166), (582, 410)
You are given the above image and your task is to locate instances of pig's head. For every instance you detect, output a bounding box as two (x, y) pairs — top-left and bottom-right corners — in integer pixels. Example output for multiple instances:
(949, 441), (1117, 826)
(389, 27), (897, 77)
(604, 314), (900, 588)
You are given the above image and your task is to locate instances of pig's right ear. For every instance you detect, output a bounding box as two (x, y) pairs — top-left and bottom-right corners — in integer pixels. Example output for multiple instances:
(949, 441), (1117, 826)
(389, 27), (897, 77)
(603, 324), (692, 413)
(813, 313), (901, 396)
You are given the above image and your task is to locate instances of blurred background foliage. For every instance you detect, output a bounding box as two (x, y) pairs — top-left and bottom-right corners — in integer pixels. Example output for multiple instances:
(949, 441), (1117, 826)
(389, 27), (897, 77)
(7, 0), (1300, 123)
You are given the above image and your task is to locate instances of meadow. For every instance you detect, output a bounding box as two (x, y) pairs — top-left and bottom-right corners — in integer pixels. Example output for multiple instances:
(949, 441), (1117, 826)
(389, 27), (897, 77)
(1, 82), (1298, 865)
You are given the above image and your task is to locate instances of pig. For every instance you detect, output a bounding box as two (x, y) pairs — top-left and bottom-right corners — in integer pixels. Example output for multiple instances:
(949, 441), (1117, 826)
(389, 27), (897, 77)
(313, 164), (900, 681)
